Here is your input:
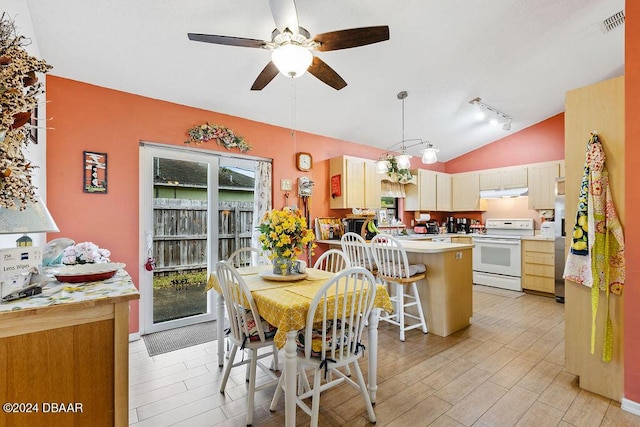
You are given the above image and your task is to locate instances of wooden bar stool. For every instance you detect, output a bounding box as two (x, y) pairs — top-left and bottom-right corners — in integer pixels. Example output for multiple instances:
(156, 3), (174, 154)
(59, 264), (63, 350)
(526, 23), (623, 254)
(370, 234), (428, 341)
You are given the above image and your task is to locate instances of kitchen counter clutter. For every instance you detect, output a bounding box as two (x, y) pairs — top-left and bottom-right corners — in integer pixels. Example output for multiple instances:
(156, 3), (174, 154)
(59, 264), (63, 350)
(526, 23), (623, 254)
(318, 238), (473, 337)
(0, 266), (139, 426)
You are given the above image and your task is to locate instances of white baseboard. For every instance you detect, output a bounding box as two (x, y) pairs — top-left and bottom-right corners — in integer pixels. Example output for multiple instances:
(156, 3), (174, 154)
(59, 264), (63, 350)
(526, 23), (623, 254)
(622, 397), (640, 416)
(129, 332), (141, 342)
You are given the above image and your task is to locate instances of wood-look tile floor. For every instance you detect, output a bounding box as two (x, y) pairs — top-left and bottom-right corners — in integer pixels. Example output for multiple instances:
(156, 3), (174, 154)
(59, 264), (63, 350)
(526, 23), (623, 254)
(129, 290), (640, 427)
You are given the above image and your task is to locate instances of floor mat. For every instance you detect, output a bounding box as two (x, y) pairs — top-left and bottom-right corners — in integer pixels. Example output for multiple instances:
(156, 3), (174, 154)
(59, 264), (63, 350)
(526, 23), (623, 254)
(473, 284), (525, 299)
(143, 321), (219, 357)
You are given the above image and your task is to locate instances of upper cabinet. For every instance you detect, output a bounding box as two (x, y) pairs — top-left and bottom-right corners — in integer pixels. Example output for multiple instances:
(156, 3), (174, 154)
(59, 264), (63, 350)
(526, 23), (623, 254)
(404, 169), (437, 211)
(436, 172), (452, 211)
(329, 156), (381, 209)
(527, 161), (561, 209)
(479, 166), (528, 190)
(452, 172), (481, 211)
(363, 160), (382, 209)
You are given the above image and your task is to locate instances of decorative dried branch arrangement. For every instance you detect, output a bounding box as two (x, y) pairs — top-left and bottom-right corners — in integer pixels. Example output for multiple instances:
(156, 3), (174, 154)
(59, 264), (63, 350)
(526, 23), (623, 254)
(0, 13), (52, 209)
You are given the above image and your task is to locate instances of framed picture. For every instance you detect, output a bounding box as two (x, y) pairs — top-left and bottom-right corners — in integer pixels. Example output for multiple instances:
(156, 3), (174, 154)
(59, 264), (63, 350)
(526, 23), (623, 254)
(378, 209), (388, 225)
(29, 106), (38, 144)
(84, 151), (108, 193)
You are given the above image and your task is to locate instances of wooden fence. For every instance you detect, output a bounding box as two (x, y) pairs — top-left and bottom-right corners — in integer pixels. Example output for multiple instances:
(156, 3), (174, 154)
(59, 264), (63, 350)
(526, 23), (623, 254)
(153, 198), (255, 274)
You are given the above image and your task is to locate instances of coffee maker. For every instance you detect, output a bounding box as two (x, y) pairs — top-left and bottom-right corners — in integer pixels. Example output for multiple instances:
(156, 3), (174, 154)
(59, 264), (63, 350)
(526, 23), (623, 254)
(446, 217), (456, 234)
(456, 218), (470, 234)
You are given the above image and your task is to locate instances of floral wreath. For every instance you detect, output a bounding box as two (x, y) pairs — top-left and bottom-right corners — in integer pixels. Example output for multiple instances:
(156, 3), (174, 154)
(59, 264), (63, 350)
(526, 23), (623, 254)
(0, 14), (52, 209)
(185, 122), (252, 153)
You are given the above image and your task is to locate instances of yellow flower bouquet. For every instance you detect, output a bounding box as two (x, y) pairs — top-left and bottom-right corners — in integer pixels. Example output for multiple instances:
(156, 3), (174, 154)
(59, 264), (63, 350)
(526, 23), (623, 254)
(258, 208), (316, 274)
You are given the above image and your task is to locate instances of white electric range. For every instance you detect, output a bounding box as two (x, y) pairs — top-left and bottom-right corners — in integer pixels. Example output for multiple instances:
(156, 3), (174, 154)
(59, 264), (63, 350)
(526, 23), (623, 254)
(472, 218), (534, 291)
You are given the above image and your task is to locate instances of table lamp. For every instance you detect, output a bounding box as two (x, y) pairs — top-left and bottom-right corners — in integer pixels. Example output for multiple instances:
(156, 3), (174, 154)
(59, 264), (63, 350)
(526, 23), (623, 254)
(0, 197), (59, 246)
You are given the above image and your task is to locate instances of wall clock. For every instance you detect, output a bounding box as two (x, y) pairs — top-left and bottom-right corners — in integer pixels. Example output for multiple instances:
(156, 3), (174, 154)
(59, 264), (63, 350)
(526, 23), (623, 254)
(296, 152), (313, 171)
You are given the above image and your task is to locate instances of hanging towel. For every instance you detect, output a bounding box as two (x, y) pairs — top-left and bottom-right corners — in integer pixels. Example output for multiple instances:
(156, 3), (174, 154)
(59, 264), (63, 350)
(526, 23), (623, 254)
(563, 133), (625, 362)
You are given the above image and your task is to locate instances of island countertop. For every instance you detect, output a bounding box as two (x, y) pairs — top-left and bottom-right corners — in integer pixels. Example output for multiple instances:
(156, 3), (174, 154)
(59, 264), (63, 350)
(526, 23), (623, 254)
(316, 239), (474, 253)
(317, 238), (474, 337)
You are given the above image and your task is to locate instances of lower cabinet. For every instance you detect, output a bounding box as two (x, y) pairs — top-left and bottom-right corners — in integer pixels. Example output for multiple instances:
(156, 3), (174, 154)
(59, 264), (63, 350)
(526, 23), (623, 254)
(521, 239), (554, 293)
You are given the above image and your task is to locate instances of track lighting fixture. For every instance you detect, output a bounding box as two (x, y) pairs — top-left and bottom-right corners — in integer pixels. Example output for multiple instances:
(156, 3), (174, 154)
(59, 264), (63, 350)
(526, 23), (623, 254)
(469, 97), (512, 131)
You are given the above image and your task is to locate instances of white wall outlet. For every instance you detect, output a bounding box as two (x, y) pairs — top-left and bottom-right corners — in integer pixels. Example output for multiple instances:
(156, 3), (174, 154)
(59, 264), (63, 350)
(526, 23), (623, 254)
(280, 179), (292, 191)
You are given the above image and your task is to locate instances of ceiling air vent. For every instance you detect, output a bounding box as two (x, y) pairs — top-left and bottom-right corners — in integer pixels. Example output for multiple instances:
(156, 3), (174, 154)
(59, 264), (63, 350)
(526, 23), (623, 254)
(601, 10), (625, 33)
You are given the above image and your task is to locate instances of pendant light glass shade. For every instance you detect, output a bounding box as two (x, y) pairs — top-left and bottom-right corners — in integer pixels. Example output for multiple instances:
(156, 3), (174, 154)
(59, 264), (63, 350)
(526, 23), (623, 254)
(376, 159), (390, 173)
(271, 44), (313, 78)
(396, 154), (412, 169)
(421, 147), (439, 164)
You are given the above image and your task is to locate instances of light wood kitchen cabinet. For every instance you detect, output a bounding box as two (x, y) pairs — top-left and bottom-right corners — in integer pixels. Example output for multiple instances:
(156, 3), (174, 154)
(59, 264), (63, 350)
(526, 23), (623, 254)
(0, 274), (139, 427)
(363, 159), (382, 209)
(452, 172), (481, 211)
(329, 156), (382, 209)
(436, 172), (452, 211)
(527, 161), (561, 209)
(521, 239), (555, 294)
(404, 169), (437, 211)
(479, 166), (528, 191)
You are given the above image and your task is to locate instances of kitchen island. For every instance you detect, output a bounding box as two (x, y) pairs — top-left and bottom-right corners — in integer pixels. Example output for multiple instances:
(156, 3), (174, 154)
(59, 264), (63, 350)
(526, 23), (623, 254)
(317, 239), (474, 337)
(0, 268), (139, 427)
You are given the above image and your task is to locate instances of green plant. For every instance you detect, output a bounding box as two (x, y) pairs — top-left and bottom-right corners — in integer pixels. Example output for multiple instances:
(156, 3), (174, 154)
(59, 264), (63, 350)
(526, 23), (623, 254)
(383, 155), (413, 183)
(153, 271), (207, 289)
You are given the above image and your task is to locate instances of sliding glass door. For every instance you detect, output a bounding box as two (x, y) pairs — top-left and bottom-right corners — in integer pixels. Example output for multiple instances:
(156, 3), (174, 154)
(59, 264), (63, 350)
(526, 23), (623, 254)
(140, 145), (219, 334)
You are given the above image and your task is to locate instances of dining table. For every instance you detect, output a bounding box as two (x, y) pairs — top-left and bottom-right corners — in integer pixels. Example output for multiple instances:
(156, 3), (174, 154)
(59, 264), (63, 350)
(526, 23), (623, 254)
(207, 265), (393, 426)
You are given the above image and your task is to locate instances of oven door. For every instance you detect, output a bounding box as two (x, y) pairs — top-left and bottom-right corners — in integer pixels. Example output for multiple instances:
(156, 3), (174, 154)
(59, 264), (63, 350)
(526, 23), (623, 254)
(472, 236), (522, 277)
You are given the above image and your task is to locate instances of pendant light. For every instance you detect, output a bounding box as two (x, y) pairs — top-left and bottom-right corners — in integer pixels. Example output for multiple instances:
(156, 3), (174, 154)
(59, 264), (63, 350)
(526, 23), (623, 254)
(375, 90), (439, 172)
(396, 91), (412, 169)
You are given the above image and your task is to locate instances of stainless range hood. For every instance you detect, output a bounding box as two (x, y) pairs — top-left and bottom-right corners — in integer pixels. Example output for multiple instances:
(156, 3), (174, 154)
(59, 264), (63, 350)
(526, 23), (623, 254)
(479, 187), (528, 199)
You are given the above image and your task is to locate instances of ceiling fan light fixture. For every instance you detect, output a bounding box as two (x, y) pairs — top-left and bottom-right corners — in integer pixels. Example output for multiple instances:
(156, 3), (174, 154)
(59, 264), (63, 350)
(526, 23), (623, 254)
(271, 43), (313, 78)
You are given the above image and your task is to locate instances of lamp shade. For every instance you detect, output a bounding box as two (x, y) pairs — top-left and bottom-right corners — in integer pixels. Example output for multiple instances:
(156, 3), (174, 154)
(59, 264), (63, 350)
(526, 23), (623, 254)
(421, 147), (439, 164)
(271, 44), (313, 78)
(395, 154), (412, 170)
(376, 159), (389, 174)
(0, 197), (59, 234)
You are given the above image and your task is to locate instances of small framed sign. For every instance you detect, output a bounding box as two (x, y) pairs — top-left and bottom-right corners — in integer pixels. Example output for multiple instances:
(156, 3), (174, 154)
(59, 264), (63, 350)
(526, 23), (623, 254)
(84, 151), (108, 193)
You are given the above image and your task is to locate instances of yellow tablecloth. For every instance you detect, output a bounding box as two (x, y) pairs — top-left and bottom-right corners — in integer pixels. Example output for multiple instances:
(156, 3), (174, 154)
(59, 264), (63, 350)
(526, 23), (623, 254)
(207, 266), (393, 348)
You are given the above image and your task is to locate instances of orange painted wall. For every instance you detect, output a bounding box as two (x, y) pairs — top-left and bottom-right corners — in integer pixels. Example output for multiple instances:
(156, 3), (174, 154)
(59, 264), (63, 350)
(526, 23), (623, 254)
(625, 0), (640, 404)
(445, 113), (565, 174)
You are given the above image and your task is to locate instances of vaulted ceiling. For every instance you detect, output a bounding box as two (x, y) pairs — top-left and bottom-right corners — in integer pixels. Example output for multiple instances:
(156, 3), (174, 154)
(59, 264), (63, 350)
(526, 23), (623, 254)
(25, 0), (625, 161)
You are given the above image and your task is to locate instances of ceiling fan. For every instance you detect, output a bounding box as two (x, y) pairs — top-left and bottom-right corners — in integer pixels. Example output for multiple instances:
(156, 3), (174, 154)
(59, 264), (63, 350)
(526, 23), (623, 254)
(187, 0), (389, 91)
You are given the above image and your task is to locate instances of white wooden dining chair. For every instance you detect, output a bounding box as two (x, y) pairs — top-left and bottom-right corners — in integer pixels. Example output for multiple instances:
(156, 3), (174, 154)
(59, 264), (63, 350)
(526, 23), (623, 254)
(226, 247), (272, 364)
(216, 260), (279, 426)
(312, 248), (351, 273)
(370, 234), (428, 342)
(228, 247), (269, 268)
(269, 267), (377, 426)
(340, 232), (377, 273)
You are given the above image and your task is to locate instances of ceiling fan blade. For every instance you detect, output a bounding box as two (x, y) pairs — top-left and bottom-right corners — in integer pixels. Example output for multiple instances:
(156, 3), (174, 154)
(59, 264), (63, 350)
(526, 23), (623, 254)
(268, 0), (299, 34)
(307, 56), (347, 90)
(312, 26), (390, 52)
(188, 33), (267, 49)
(251, 61), (280, 90)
